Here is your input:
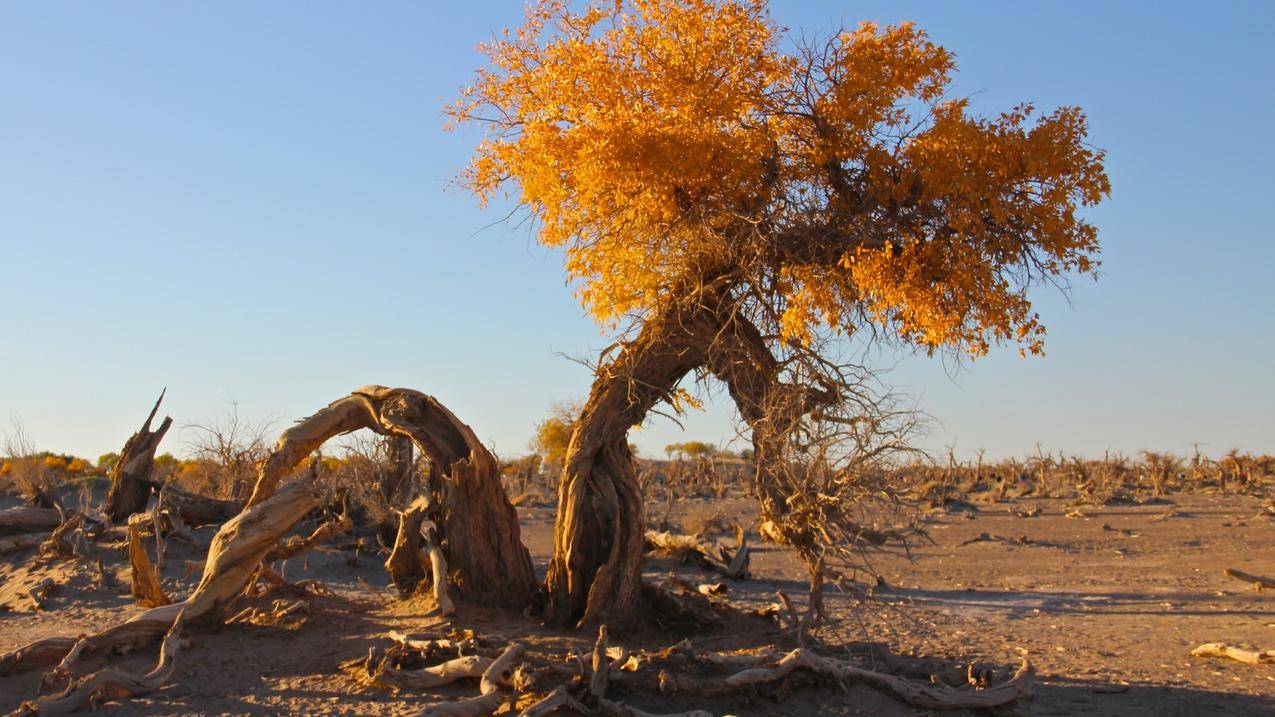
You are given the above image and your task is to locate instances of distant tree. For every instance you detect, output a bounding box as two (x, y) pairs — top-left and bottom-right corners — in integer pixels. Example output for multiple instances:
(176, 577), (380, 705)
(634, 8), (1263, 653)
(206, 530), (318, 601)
(97, 452), (120, 474)
(454, 0), (1109, 626)
(529, 402), (580, 471)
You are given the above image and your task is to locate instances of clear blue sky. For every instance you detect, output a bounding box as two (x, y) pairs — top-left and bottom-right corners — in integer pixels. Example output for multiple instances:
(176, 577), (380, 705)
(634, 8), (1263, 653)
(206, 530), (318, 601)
(1, 1), (1271, 463)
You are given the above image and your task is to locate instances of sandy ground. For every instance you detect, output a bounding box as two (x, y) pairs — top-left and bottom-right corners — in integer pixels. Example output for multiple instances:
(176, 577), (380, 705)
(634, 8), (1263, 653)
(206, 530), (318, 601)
(1, 491), (1273, 715)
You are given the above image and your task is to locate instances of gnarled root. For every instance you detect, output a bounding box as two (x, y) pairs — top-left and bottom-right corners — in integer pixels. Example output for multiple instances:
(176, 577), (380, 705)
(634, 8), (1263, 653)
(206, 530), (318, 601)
(14, 612), (185, 716)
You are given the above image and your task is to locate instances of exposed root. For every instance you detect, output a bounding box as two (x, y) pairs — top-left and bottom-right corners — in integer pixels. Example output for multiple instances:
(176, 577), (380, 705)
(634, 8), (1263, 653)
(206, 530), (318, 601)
(1192, 642), (1275, 665)
(13, 612), (185, 716)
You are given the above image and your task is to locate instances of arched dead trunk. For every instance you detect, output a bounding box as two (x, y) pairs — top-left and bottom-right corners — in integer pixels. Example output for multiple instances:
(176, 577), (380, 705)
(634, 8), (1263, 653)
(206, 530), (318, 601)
(245, 386), (537, 610)
(543, 290), (727, 627)
(106, 391), (173, 523)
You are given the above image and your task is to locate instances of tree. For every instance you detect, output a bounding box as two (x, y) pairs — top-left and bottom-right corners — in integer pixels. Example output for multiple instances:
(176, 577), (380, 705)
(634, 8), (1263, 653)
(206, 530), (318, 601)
(452, 0), (1108, 627)
(530, 402), (580, 473)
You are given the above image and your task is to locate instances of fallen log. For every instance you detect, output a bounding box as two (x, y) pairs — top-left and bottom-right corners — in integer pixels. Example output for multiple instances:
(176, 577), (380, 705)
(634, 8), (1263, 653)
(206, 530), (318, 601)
(644, 530), (748, 579)
(1191, 642), (1275, 665)
(13, 612), (185, 716)
(375, 654), (494, 691)
(0, 507), (62, 536)
(106, 391), (173, 523)
(153, 482), (240, 527)
(1224, 567), (1275, 592)
(659, 648), (1033, 710)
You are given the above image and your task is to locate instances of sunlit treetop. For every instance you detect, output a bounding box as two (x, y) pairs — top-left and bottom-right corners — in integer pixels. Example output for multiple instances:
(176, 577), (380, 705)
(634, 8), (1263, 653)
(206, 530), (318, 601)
(449, 0), (1110, 358)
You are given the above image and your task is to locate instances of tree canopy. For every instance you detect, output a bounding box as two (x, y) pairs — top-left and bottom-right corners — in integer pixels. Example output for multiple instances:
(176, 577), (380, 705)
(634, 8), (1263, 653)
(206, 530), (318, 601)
(450, 0), (1109, 359)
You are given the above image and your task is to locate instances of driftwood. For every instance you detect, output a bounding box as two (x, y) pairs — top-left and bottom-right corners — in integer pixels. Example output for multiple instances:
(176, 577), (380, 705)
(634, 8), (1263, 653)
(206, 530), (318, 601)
(14, 613), (185, 716)
(659, 647), (1033, 710)
(415, 644), (524, 717)
(245, 387), (536, 610)
(1224, 567), (1275, 592)
(1191, 642), (1275, 665)
(0, 485), (321, 675)
(0, 507), (62, 536)
(106, 391), (173, 523)
(127, 514), (170, 608)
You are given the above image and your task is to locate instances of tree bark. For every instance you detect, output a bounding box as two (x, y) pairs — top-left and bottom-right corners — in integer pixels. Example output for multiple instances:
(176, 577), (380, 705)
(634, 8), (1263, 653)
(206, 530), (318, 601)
(244, 386), (536, 610)
(106, 391), (173, 523)
(543, 288), (726, 628)
(380, 435), (416, 510)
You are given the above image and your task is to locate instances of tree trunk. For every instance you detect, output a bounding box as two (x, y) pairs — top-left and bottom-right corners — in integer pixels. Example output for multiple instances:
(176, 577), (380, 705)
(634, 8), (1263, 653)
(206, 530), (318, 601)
(543, 289), (726, 628)
(380, 435), (415, 510)
(244, 386), (537, 610)
(106, 391), (173, 523)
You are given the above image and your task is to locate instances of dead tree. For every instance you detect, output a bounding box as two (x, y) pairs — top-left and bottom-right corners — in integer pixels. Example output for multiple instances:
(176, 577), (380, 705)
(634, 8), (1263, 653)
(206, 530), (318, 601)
(244, 386), (537, 609)
(106, 391), (173, 523)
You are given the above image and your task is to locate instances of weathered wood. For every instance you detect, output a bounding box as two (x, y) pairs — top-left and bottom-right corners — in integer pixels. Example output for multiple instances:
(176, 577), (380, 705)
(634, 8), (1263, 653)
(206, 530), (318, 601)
(246, 386), (536, 610)
(154, 482), (240, 527)
(385, 497), (430, 595)
(415, 644), (524, 717)
(13, 613), (185, 716)
(1224, 567), (1275, 591)
(0, 485), (320, 675)
(127, 514), (170, 608)
(659, 648), (1033, 710)
(0, 507), (62, 536)
(1192, 642), (1275, 665)
(106, 391), (173, 523)
(427, 534), (456, 617)
(375, 655), (493, 690)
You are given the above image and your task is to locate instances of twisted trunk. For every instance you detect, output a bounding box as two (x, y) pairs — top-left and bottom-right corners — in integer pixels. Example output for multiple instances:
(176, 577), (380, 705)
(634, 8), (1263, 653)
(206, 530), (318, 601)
(245, 386), (537, 610)
(543, 288), (727, 628)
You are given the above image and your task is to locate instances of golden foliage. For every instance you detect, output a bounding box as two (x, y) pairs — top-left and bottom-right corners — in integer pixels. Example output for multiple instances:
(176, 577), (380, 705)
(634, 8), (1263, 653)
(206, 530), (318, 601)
(450, 1), (1109, 357)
